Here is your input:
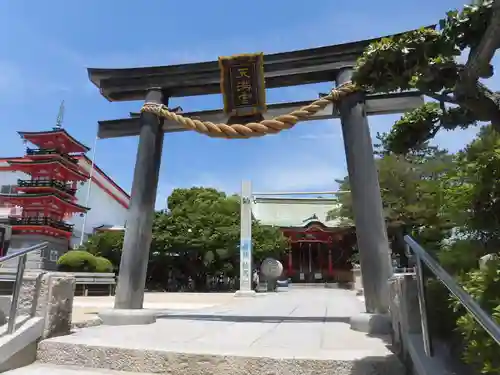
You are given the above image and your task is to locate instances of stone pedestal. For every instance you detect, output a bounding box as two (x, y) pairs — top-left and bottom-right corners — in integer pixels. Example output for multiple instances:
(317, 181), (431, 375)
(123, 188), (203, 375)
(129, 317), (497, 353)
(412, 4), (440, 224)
(350, 312), (392, 334)
(352, 267), (363, 295)
(98, 309), (156, 326)
(17, 271), (76, 338)
(36, 273), (76, 338)
(234, 290), (257, 298)
(388, 273), (422, 342)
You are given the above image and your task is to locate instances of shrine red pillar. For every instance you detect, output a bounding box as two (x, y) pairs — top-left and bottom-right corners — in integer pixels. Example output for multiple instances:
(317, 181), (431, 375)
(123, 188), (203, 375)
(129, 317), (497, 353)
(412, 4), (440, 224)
(328, 236), (333, 275)
(287, 237), (293, 275)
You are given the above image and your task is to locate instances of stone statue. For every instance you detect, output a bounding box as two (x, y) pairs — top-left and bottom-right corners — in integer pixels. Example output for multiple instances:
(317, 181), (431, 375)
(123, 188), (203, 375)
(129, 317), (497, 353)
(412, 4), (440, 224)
(260, 258), (283, 292)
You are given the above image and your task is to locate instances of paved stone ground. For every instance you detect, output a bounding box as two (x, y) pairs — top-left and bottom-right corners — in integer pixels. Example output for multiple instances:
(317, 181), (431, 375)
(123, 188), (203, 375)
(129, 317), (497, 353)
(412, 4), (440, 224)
(60, 289), (392, 360)
(71, 292), (234, 323)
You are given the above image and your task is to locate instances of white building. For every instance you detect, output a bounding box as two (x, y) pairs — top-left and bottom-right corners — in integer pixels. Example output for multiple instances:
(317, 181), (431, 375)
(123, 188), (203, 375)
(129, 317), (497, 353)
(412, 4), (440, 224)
(0, 155), (130, 248)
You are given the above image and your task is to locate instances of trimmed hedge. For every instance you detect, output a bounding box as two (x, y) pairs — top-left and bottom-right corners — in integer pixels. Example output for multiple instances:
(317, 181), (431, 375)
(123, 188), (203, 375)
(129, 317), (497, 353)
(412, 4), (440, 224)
(94, 256), (114, 273)
(57, 250), (113, 273)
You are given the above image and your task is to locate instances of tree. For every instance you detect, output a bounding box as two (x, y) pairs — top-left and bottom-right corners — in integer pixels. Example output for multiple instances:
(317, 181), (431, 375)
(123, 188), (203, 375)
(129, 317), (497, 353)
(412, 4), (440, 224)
(151, 187), (288, 289)
(454, 124), (500, 246)
(352, 0), (500, 154)
(79, 231), (124, 272)
(81, 187), (288, 290)
(328, 141), (458, 256)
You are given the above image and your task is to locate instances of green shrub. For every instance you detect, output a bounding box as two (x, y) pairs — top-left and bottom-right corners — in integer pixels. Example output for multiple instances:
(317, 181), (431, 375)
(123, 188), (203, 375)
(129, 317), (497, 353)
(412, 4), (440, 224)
(438, 239), (488, 275)
(94, 256), (114, 273)
(453, 259), (500, 374)
(57, 250), (114, 273)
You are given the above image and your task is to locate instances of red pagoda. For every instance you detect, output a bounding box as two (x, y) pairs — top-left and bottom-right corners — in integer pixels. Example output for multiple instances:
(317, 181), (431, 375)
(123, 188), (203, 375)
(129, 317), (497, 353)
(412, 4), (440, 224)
(0, 128), (91, 260)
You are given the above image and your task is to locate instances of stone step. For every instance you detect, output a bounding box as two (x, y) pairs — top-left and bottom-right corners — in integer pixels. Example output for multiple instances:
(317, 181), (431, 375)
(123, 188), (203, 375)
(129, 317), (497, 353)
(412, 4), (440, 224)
(32, 338), (404, 375)
(2, 363), (157, 375)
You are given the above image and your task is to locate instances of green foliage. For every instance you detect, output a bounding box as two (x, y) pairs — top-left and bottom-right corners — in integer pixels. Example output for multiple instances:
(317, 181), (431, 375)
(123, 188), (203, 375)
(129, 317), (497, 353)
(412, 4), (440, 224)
(57, 250), (101, 272)
(353, 0), (495, 153)
(93, 256), (114, 273)
(383, 103), (477, 155)
(353, 28), (459, 93)
(151, 187), (287, 280)
(329, 141), (456, 244)
(438, 239), (488, 275)
(453, 260), (500, 374)
(79, 231), (124, 271)
(331, 124), (500, 369)
(80, 187), (287, 289)
(440, 1), (495, 54)
(455, 126), (500, 244)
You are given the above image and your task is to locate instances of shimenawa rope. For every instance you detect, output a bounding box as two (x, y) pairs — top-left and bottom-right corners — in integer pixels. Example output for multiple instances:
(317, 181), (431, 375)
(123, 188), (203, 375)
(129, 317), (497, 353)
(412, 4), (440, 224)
(140, 81), (359, 139)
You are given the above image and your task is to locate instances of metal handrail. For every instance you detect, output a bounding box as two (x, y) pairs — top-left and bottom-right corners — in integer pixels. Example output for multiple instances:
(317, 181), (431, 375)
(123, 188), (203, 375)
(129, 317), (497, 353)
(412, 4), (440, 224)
(404, 235), (500, 357)
(0, 242), (48, 334)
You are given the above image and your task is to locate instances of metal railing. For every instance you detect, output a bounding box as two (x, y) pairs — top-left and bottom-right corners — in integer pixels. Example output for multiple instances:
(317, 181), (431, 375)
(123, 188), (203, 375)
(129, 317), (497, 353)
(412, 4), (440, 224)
(25, 148), (78, 164)
(17, 179), (77, 196)
(404, 235), (500, 357)
(0, 242), (48, 334)
(8, 217), (74, 232)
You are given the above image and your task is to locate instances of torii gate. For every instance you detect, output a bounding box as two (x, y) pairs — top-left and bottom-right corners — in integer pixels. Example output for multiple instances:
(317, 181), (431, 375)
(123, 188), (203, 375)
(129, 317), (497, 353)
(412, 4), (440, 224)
(88, 29), (423, 326)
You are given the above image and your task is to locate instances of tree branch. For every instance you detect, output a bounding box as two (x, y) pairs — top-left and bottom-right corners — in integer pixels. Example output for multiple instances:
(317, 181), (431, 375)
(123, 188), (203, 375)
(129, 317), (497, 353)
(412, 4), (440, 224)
(464, 0), (500, 81)
(425, 91), (457, 104)
(454, 0), (500, 128)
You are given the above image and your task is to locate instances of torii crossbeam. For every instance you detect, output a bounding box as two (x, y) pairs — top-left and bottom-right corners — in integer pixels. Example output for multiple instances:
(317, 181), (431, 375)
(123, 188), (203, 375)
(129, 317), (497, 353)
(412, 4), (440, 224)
(87, 27), (427, 328)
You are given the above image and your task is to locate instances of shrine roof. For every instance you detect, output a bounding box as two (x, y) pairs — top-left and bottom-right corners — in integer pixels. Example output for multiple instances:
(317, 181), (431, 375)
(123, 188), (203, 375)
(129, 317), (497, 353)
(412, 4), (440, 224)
(251, 197), (351, 228)
(18, 129), (90, 153)
(88, 26), (434, 102)
(0, 193), (90, 212)
(7, 159), (90, 180)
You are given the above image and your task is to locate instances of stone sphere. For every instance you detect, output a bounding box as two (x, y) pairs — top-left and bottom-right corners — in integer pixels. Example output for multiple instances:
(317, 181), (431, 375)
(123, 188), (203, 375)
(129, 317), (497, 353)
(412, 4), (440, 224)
(260, 258), (283, 279)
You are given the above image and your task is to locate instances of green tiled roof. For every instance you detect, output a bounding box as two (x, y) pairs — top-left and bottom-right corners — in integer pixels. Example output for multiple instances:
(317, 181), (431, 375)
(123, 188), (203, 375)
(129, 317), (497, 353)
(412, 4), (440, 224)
(251, 197), (345, 228)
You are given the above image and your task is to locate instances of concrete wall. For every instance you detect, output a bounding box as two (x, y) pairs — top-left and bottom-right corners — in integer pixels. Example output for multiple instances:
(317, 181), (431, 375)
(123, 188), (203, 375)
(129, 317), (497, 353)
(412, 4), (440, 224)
(2, 235), (68, 270)
(69, 158), (129, 248)
(70, 179), (127, 248)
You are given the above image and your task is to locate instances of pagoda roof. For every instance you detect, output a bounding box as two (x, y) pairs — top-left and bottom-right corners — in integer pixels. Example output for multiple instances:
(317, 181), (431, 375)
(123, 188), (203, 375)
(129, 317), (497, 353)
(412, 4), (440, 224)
(87, 26), (434, 102)
(18, 129), (90, 154)
(8, 159), (90, 180)
(0, 193), (90, 213)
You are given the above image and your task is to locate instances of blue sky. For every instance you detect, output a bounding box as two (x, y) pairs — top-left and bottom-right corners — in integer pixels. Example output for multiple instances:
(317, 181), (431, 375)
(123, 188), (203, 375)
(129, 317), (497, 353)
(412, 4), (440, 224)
(0, 0), (497, 208)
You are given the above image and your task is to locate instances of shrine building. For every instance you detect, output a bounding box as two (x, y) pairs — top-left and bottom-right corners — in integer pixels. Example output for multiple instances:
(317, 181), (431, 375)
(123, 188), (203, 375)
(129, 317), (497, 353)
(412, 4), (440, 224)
(252, 197), (356, 284)
(0, 128), (130, 270)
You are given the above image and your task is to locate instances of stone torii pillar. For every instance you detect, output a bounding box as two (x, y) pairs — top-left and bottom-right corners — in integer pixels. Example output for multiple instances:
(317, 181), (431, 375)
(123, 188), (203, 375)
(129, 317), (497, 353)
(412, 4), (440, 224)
(99, 89), (166, 326)
(336, 69), (393, 331)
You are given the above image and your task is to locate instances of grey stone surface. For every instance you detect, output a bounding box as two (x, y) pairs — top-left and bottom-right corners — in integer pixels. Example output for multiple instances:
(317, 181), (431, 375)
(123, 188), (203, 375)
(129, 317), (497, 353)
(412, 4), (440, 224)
(337, 69), (393, 315)
(35, 289), (402, 375)
(35, 273), (76, 338)
(388, 274), (456, 375)
(0, 295), (11, 321)
(98, 309), (156, 325)
(113, 90), (165, 311)
(233, 290), (257, 298)
(350, 313), (392, 334)
(18, 273), (45, 317)
(353, 267), (363, 293)
(388, 273), (422, 338)
(2, 363), (159, 375)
